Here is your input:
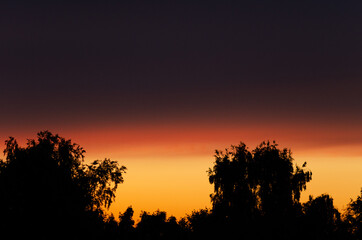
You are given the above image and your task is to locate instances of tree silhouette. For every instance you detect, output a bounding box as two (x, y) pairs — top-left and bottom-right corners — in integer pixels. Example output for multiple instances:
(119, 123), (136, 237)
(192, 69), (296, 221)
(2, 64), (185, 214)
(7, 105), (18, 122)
(345, 189), (362, 239)
(253, 141), (312, 216)
(0, 132), (360, 240)
(136, 210), (183, 240)
(0, 131), (126, 239)
(118, 206), (136, 239)
(208, 141), (312, 239)
(185, 208), (218, 240)
(302, 194), (342, 240)
(104, 214), (120, 239)
(208, 143), (256, 219)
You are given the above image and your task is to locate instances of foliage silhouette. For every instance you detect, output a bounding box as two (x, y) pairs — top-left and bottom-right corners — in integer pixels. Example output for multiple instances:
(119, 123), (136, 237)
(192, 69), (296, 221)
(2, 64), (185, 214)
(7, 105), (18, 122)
(118, 206), (136, 239)
(302, 194), (342, 240)
(345, 189), (362, 239)
(0, 131), (126, 239)
(184, 208), (219, 240)
(136, 210), (184, 240)
(0, 133), (360, 240)
(207, 141), (312, 239)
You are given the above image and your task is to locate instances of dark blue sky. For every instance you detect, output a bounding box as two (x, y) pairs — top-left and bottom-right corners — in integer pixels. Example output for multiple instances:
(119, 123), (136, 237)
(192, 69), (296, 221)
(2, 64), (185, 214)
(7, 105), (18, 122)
(1, 0), (362, 132)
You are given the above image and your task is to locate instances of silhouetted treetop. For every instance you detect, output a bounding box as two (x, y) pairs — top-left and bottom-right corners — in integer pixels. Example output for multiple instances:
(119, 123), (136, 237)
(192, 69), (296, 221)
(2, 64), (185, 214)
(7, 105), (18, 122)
(0, 130), (126, 239)
(207, 141), (312, 239)
(252, 141), (312, 215)
(0, 132), (360, 240)
(1, 131), (126, 210)
(208, 143), (256, 219)
(345, 189), (362, 239)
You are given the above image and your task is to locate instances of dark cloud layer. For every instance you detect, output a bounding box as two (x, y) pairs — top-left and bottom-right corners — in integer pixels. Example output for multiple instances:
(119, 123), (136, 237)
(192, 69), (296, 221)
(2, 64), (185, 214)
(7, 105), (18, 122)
(1, 1), (362, 130)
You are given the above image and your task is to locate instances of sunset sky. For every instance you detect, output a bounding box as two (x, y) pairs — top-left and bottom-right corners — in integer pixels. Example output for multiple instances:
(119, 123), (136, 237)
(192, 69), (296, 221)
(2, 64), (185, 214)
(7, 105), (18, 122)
(1, 1), (361, 220)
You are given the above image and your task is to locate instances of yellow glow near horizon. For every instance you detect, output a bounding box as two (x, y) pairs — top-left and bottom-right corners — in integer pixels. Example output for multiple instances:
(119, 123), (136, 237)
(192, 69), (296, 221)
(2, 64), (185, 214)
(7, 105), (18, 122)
(86, 145), (362, 221)
(106, 156), (213, 221)
(4, 125), (362, 221)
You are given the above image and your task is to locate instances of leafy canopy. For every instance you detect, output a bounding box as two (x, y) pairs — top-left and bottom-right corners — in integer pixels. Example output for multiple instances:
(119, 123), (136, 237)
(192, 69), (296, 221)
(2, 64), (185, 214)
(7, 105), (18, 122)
(0, 130), (126, 214)
(208, 141), (312, 218)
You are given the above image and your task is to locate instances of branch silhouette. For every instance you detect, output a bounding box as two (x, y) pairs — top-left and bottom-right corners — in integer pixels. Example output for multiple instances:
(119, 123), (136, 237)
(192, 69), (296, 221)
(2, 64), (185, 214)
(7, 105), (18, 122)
(0, 132), (360, 240)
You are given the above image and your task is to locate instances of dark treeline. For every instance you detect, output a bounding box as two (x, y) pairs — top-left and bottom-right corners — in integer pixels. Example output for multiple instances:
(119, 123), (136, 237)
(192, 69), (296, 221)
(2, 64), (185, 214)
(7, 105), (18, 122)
(0, 131), (360, 240)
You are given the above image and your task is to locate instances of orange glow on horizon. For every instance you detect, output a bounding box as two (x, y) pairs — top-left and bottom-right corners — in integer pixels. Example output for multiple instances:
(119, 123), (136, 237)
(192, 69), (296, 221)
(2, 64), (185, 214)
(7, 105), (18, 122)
(2, 123), (362, 220)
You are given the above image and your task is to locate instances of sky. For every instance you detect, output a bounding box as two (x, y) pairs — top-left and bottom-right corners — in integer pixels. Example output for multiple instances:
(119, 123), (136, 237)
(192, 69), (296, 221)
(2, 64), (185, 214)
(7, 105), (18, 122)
(1, 0), (362, 220)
